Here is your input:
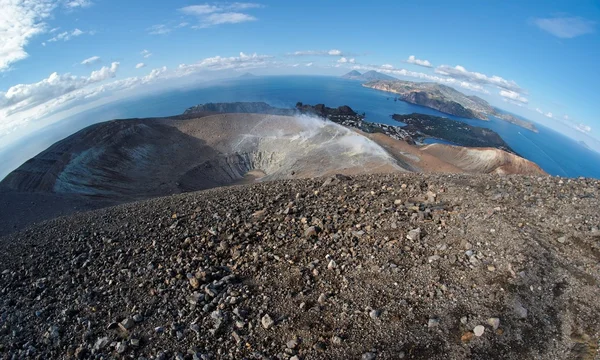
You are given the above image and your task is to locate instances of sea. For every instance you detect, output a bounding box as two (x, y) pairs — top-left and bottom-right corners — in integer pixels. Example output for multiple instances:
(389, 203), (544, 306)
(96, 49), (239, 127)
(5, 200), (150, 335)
(8, 75), (600, 179)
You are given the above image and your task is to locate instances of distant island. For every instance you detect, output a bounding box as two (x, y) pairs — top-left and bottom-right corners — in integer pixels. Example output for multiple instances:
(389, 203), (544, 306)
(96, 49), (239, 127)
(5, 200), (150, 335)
(238, 72), (256, 78)
(354, 78), (538, 133)
(341, 70), (396, 81)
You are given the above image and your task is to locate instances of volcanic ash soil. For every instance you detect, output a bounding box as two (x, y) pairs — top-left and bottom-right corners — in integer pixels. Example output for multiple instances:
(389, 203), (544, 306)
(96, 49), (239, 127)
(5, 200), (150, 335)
(0, 173), (599, 359)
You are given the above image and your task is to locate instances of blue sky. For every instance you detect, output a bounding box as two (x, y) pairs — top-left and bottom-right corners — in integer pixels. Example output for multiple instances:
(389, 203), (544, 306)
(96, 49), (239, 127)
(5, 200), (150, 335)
(1, 0), (599, 152)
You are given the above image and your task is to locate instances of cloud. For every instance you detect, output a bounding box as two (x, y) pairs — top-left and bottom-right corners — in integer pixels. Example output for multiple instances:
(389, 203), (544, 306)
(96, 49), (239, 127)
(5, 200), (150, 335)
(180, 2), (262, 28)
(499, 90), (528, 104)
(288, 49), (345, 57)
(148, 24), (171, 35)
(337, 57), (355, 64)
(81, 56), (101, 65)
(0, 51), (275, 138)
(534, 16), (595, 38)
(135, 63), (146, 69)
(64, 0), (93, 8)
(177, 52), (272, 73)
(141, 49), (152, 58)
(202, 12), (256, 26)
(576, 124), (592, 133)
(0, 62), (119, 116)
(48, 28), (90, 42)
(305, 62), (313, 67)
(406, 55), (432, 68)
(180, 3), (262, 15)
(435, 64), (524, 93)
(0, 0), (56, 71)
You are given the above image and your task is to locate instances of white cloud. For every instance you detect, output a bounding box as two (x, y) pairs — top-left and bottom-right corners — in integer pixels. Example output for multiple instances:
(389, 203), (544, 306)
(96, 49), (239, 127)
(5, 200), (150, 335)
(177, 52), (272, 73)
(576, 124), (592, 133)
(435, 64), (523, 93)
(0, 51), (275, 138)
(0, 0), (56, 71)
(0, 62), (119, 116)
(534, 16), (595, 38)
(180, 3), (262, 28)
(289, 49), (345, 57)
(305, 62), (313, 67)
(536, 108), (543, 114)
(380, 64), (394, 70)
(499, 90), (528, 104)
(336, 57), (355, 64)
(81, 56), (100, 65)
(406, 55), (432, 68)
(546, 112), (553, 118)
(135, 63), (146, 69)
(141, 49), (152, 58)
(148, 24), (171, 35)
(48, 28), (90, 42)
(180, 3), (262, 15)
(64, 0), (93, 8)
(202, 12), (256, 26)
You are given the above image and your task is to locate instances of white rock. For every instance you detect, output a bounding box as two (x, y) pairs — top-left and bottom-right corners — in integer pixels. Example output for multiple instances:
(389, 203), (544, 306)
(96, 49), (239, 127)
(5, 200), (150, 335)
(473, 325), (485, 337)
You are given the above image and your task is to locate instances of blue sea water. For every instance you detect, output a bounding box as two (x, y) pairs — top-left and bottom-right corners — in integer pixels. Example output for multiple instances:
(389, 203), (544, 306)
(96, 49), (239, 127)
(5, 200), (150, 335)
(16, 75), (600, 179)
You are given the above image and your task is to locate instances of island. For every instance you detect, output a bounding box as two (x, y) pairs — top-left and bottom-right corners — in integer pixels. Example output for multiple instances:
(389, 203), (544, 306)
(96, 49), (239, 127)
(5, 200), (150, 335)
(361, 79), (538, 132)
(341, 70), (396, 81)
(392, 113), (516, 154)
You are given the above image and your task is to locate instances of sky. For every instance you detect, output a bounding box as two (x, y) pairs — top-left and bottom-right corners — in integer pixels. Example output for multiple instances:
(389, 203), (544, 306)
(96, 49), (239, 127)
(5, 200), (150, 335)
(1, 0), (600, 157)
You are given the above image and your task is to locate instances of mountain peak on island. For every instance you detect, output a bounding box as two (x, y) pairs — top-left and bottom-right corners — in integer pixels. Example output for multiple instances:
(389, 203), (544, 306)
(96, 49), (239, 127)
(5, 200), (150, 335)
(342, 70), (396, 81)
(342, 70), (362, 78)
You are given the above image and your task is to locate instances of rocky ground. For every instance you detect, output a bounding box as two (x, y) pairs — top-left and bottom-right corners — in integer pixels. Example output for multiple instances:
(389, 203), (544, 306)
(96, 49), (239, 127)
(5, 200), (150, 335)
(1, 173), (599, 359)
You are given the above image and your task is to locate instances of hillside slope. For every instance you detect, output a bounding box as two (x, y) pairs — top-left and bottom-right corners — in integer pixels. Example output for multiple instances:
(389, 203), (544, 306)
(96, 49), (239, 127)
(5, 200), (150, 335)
(1, 174), (598, 359)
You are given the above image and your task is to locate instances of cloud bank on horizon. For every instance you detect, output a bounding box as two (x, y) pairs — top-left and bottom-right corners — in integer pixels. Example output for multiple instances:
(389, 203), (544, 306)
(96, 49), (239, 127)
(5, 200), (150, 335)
(0, 0), (598, 149)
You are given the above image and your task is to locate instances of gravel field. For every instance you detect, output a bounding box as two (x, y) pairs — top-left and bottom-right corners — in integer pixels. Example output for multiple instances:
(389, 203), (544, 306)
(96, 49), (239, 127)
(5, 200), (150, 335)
(1, 173), (599, 359)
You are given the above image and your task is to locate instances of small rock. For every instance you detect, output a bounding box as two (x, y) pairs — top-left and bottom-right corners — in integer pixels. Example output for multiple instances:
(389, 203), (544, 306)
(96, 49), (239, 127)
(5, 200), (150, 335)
(130, 338), (140, 347)
(252, 209), (267, 218)
(461, 332), (474, 343)
(331, 335), (343, 345)
(407, 228), (421, 241)
(362, 352), (377, 360)
(305, 226), (318, 238)
(318, 293), (328, 304)
(369, 309), (381, 320)
(132, 314), (143, 323)
(93, 337), (110, 350)
(120, 318), (135, 330)
(473, 325), (485, 337)
(557, 236), (566, 244)
(428, 318), (440, 328)
(514, 300), (528, 319)
(487, 317), (500, 330)
(261, 314), (274, 329)
(327, 259), (337, 270)
(189, 277), (200, 289)
(286, 339), (298, 349)
(290, 356), (300, 360)
(115, 341), (127, 354)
